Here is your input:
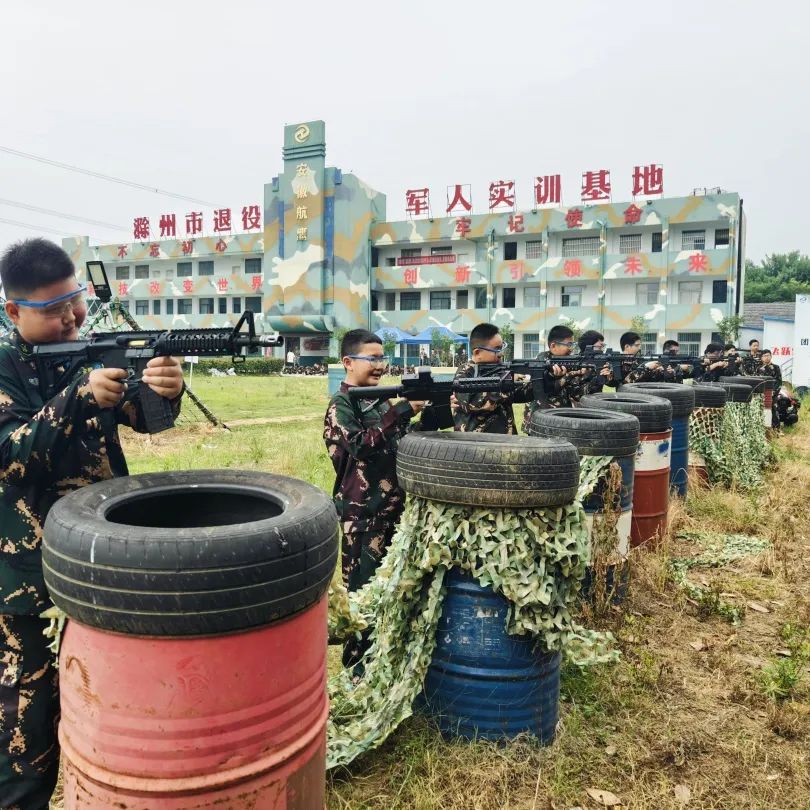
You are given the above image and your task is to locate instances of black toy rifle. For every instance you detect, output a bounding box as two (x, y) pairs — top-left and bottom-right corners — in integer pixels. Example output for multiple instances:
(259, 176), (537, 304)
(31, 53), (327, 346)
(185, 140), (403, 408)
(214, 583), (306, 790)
(33, 310), (282, 433)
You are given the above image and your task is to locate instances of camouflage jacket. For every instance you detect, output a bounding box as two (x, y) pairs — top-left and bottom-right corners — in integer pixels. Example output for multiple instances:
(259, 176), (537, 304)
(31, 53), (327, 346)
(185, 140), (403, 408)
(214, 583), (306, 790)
(741, 353), (761, 375)
(620, 359), (677, 386)
(757, 362), (782, 390)
(324, 382), (415, 535)
(695, 360), (727, 383)
(453, 361), (532, 434)
(0, 329), (168, 616)
(725, 355), (744, 376)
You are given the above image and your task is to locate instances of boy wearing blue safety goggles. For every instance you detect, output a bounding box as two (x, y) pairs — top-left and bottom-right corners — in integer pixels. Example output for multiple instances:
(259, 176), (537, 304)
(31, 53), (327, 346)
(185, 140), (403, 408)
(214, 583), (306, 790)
(0, 238), (183, 807)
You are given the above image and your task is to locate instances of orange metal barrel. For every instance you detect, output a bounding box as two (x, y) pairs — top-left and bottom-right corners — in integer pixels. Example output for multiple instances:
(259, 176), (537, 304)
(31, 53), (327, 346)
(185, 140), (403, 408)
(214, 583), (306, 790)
(59, 595), (328, 809)
(631, 430), (672, 548)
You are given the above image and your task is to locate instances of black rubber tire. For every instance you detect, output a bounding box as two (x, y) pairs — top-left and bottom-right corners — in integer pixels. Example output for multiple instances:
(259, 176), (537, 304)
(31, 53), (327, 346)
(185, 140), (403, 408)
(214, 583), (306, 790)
(720, 375), (774, 393)
(580, 392), (673, 434)
(620, 382), (696, 418)
(526, 408), (640, 457)
(42, 470), (338, 637)
(397, 431), (580, 508)
(691, 384), (727, 408)
(706, 382), (752, 403)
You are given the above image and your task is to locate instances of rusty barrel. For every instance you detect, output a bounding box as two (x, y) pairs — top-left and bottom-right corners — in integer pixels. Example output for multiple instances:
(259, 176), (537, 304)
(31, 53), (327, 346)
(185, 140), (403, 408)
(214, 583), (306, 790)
(688, 384), (728, 484)
(527, 408), (640, 561)
(582, 392), (672, 548)
(621, 383), (695, 498)
(43, 470), (338, 809)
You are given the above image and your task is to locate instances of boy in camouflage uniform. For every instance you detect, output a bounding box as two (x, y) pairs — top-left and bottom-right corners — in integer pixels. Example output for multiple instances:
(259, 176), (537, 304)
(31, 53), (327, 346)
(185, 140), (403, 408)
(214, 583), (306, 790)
(613, 331), (675, 385)
(324, 329), (424, 666)
(0, 239), (184, 809)
(757, 350), (782, 425)
(453, 322), (532, 434)
(695, 343), (729, 382)
(741, 339), (761, 375)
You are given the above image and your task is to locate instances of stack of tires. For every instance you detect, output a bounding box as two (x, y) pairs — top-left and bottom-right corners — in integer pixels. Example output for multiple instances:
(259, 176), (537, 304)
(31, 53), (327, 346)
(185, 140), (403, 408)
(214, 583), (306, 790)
(397, 432), (580, 743)
(581, 392), (673, 548)
(621, 382), (696, 497)
(43, 470), (338, 809)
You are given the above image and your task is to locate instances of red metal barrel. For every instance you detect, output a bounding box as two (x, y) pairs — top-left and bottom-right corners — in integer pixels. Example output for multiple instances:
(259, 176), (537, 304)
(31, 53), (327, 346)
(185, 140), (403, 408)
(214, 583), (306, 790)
(43, 470), (338, 810)
(631, 429), (672, 547)
(59, 598), (328, 808)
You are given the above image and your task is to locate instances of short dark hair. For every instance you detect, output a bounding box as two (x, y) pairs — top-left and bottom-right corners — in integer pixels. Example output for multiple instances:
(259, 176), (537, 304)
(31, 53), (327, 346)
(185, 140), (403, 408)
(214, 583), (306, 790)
(0, 238), (76, 298)
(548, 324), (574, 345)
(620, 332), (641, 350)
(578, 330), (604, 352)
(724, 343), (736, 351)
(470, 323), (500, 346)
(760, 349), (772, 357)
(705, 342), (724, 354)
(663, 339), (679, 351)
(341, 329), (381, 358)
(749, 338), (759, 346)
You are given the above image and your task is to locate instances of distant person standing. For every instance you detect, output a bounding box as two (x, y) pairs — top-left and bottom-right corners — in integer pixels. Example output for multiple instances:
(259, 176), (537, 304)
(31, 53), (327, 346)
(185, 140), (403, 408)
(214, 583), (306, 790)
(286, 347), (296, 369)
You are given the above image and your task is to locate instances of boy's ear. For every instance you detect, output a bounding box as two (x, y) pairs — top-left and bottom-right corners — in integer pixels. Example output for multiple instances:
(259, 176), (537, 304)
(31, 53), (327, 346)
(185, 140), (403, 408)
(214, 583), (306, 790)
(4, 300), (19, 325)
(342, 357), (352, 372)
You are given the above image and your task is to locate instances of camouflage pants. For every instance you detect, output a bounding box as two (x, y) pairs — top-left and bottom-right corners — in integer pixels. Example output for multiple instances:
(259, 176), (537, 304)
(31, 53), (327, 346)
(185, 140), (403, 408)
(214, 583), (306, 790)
(0, 615), (60, 810)
(342, 525), (396, 669)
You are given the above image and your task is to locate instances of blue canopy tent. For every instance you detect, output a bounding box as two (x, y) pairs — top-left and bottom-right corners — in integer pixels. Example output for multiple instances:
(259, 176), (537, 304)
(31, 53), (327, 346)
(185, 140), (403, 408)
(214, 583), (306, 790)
(374, 325), (469, 366)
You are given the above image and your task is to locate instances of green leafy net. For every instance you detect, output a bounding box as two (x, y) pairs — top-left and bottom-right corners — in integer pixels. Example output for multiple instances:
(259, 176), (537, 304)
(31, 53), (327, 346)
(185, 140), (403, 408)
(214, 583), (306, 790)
(326, 455), (619, 769)
(689, 397), (772, 491)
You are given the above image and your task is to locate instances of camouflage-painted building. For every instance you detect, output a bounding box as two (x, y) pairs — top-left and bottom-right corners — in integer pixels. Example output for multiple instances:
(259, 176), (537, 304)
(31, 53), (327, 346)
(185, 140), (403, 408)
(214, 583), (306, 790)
(63, 120), (745, 362)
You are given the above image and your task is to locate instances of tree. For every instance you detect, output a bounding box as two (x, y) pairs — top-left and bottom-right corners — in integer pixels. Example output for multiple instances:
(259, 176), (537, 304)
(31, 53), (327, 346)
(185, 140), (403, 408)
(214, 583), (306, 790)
(331, 326), (349, 359)
(716, 315), (744, 343)
(744, 252), (810, 302)
(630, 315), (647, 335)
(498, 322), (514, 361)
(380, 330), (398, 363)
(430, 328), (454, 366)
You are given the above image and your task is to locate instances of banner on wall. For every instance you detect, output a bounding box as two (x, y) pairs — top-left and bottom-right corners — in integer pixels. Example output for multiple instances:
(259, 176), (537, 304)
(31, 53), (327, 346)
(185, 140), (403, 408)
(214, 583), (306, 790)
(792, 295), (810, 391)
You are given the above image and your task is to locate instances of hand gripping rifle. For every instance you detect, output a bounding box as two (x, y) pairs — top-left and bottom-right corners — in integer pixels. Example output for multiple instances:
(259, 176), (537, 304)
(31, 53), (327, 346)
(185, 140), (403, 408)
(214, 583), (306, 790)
(33, 310), (282, 433)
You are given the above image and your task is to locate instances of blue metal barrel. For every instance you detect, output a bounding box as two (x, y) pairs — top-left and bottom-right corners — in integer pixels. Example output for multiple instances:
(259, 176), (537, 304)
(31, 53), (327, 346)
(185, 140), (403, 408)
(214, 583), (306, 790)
(421, 570), (561, 742)
(670, 415), (689, 497)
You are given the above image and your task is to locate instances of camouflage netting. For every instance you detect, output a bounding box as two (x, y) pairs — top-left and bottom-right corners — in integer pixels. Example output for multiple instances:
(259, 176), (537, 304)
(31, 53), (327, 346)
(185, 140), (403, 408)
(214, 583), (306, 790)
(325, 455), (618, 770)
(689, 397), (772, 491)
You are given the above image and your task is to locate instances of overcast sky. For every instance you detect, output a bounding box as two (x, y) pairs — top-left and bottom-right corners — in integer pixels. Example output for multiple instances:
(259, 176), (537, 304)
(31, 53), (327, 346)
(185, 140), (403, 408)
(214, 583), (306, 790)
(2, 1), (808, 263)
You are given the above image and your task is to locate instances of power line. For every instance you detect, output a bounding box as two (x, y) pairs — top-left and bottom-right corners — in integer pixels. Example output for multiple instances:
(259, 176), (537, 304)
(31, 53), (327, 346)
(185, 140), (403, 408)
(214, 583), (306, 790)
(0, 216), (102, 243)
(0, 145), (217, 207)
(0, 198), (126, 231)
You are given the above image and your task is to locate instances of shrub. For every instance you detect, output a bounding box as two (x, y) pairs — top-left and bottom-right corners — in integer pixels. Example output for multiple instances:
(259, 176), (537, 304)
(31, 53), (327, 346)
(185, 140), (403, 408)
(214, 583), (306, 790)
(192, 357), (285, 375)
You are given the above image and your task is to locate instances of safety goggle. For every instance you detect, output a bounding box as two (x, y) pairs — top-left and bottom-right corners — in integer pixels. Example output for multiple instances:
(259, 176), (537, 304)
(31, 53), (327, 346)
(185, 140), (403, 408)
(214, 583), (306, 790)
(11, 285), (87, 318)
(473, 343), (508, 354)
(345, 354), (389, 368)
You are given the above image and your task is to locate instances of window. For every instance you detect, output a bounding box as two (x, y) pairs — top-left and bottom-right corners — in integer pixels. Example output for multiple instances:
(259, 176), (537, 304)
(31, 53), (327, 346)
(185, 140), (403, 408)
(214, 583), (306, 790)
(384, 292), (396, 310)
(561, 285), (583, 307)
(524, 286), (543, 308)
(371, 247), (379, 266)
(245, 297), (262, 313)
(177, 262), (192, 277)
(456, 290), (469, 309)
(430, 290), (451, 310)
(678, 332), (701, 356)
(199, 298), (214, 314)
(178, 299), (192, 315)
(401, 247), (421, 258)
(681, 230), (705, 250)
(619, 233), (642, 254)
(474, 287), (487, 309)
(504, 242), (517, 260)
(636, 282), (660, 305)
(431, 246), (452, 255)
(218, 297), (227, 314)
(400, 291), (421, 310)
(641, 333), (657, 355)
(562, 237), (600, 257)
(166, 299), (174, 315)
(198, 260), (214, 276)
(232, 297), (242, 314)
(523, 333), (540, 358)
(502, 287), (516, 308)
(371, 292), (379, 311)
(526, 241), (543, 259)
(715, 228), (730, 247)
(712, 280), (728, 303)
(153, 300), (161, 315)
(115, 266), (130, 280)
(385, 257), (396, 267)
(135, 300), (148, 316)
(245, 258), (262, 274)
(135, 265), (149, 279)
(679, 280), (702, 304)
(651, 231), (663, 253)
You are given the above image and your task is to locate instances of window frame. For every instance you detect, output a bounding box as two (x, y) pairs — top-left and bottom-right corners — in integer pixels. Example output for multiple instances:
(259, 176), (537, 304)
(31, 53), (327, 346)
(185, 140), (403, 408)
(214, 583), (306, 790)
(400, 291), (421, 311)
